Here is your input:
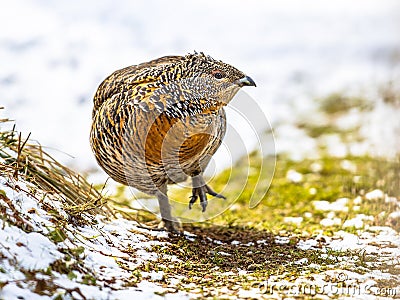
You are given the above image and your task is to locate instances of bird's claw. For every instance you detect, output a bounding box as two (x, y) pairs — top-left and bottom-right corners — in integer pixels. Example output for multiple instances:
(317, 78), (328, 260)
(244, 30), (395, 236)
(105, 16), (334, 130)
(159, 218), (182, 234)
(189, 195), (198, 210)
(189, 184), (226, 212)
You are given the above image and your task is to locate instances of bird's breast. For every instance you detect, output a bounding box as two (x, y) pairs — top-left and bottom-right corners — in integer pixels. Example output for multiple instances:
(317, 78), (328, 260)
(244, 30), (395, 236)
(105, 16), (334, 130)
(144, 111), (224, 164)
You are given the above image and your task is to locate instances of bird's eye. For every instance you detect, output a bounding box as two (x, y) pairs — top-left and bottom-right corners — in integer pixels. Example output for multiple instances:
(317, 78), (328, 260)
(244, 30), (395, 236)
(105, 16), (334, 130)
(214, 72), (223, 79)
(213, 72), (224, 79)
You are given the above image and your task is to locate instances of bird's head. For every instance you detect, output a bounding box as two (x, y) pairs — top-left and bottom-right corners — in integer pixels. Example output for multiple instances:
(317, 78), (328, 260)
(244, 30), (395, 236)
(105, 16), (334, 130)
(180, 52), (256, 105)
(126, 52), (256, 118)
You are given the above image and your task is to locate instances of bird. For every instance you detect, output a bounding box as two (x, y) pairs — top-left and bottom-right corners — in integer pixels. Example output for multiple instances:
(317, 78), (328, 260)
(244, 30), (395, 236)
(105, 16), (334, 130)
(90, 52), (256, 232)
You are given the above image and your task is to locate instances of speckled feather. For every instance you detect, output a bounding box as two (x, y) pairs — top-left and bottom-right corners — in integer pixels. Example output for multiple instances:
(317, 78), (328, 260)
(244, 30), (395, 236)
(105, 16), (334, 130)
(90, 52), (248, 195)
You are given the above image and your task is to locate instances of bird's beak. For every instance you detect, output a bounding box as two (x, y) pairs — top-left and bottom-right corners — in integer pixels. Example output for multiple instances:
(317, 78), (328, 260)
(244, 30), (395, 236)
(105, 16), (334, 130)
(236, 75), (256, 87)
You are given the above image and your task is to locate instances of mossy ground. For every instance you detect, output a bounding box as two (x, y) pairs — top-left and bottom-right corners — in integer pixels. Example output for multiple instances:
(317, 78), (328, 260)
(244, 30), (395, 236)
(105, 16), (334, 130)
(106, 154), (399, 298)
(106, 91), (400, 298)
(212, 154), (399, 232)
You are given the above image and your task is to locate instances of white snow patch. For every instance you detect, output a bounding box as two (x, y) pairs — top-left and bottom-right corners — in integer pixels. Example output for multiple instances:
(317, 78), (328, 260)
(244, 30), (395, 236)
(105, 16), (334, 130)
(303, 212), (313, 218)
(297, 239), (318, 250)
(340, 160), (357, 173)
(275, 236), (290, 244)
(320, 217), (342, 227)
(295, 258), (308, 265)
(385, 195), (399, 204)
(313, 198), (349, 212)
(284, 216), (303, 225)
(286, 169), (303, 183)
(353, 196), (362, 204)
(310, 162), (323, 173)
(343, 214), (374, 229)
(0, 175), (187, 299)
(0, 282), (52, 300)
(142, 271), (164, 281)
(365, 189), (384, 201)
(217, 251), (232, 257)
(388, 211), (400, 220)
(0, 226), (63, 271)
(309, 187), (317, 195)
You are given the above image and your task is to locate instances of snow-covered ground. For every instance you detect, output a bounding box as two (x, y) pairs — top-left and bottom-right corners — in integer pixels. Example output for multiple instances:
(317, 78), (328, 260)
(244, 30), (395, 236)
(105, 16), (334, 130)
(1, 0), (400, 177)
(0, 174), (187, 299)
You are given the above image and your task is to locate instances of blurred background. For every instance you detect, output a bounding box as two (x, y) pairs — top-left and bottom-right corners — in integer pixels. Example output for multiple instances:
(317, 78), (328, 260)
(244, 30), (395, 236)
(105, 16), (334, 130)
(1, 0), (399, 178)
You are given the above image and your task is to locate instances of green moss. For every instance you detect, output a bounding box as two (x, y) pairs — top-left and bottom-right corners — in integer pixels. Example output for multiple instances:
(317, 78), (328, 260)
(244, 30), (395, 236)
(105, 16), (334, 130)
(110, 152), (398, 234)
(102, 144), (399, 297)
(198, 154), (399, 233)
(70, 246), (85, 257)
(297, 123), (347, 138)
(82, 274), (96, 285)
(137, 225), (362, 297)
(318, 93), (373, 115)
(48, 228), (67, 243)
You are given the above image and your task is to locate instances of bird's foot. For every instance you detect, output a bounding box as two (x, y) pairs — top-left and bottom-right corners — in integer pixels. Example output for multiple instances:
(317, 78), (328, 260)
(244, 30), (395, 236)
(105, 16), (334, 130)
(189, 183), (226, 212)
(158, 218), (182, 234)
(156, 188), (182, 234)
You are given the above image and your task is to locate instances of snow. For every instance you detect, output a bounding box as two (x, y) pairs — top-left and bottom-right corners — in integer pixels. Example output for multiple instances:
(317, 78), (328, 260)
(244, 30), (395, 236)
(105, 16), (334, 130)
(142, 271), (164, 281)
(313, 198), (349, 212)
(0, 227), (63, 270)
(310, 162), (323, 173)
(385, 195), (398, 204)
(0, 175), (188, 299)
(286, 170), (303, 183)
(284, 216), (303, 225)
(388, 211), (400, 220)
(294, 258), (308, 265)
(340, 160), (357, 173)
(297, 239), (318, 250)
(342, 214), (374, 229)
(320, 217), (341, 227)
(365, 189), (384, 201)
(353, 196), (363, 205)
(275, 236), (290, 244)
(0, 283), (52, 300)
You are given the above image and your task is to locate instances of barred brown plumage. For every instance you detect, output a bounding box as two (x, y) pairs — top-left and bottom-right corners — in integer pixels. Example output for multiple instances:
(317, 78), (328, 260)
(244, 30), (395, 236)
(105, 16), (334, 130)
(90, 52), (256, 232)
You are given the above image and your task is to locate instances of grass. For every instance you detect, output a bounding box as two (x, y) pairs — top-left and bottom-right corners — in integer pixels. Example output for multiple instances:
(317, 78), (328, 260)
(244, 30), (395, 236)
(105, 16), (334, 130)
(140, 225), (359, 294)
(157, 153), (399, 234)
(0, 109), (114, 223)
(103, 153), (396, 299)
(317, 93), (373, 115)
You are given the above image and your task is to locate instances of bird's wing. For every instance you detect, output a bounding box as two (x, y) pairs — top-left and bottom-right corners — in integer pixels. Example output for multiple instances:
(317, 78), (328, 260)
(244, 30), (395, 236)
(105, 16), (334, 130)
(92, 55), (185, 118)
(93, 55), (223, 119)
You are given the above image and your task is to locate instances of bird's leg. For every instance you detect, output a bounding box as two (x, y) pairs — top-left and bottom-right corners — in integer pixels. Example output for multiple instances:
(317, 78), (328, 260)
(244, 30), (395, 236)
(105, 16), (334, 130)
(189, 175), (226, 212)
(156, 185), (180, 233)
